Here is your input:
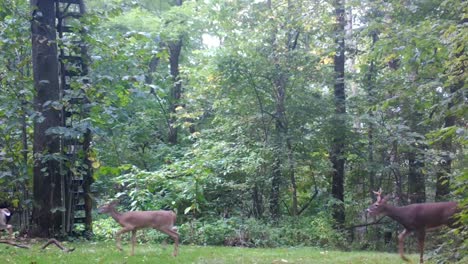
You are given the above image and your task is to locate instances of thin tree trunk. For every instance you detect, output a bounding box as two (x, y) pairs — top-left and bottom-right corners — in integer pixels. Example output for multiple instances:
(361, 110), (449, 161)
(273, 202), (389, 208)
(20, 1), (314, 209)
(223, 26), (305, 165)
(20, 100), (30, 230)
(365, 31), (378, 195)
(287, 138), (297, 216)
(82, 130), (93, 234)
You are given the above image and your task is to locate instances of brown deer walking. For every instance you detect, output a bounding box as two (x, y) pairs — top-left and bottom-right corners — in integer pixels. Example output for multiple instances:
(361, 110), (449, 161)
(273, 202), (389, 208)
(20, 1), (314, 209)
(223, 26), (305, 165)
(366, 189), (459, 264)
(98, 200), (179, 256)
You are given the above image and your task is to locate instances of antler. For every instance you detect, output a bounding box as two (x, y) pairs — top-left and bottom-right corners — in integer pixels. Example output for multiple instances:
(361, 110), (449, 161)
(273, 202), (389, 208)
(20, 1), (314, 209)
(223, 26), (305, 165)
(373, 188), (383, 203)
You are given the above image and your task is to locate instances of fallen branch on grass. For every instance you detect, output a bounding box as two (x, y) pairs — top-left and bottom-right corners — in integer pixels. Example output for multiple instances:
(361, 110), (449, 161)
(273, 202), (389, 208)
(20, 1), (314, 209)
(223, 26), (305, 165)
(0, 238), (74, 252)
(0, 239), (30, 249)
(41, 238), (75, 252)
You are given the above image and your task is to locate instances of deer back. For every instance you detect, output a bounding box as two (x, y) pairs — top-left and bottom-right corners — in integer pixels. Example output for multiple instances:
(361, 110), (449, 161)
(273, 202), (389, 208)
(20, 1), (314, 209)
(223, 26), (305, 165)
(120, 210), (176, 229)
(395, 202), (458, 230)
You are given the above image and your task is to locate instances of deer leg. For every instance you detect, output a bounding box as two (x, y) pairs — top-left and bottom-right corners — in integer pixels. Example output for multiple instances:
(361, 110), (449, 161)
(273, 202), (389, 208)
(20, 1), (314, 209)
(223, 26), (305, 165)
(158, 227), (179, 257)
(115, 227), (132, 252)
(398, 229), (411, 262)
(416, 230), (426, 264)
(131, 230), (137, 256)
(6, 224), (13, 240)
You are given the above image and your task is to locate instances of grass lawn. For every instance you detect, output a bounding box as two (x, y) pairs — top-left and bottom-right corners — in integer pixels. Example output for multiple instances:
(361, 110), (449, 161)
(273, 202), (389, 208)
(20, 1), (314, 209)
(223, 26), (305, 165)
(1, 241), (427, 264)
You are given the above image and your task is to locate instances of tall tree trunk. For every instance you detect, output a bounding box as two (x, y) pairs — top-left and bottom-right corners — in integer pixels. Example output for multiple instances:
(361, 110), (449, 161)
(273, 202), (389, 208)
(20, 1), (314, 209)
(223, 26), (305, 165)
(365, 31), (378, 195)
(30, 0), (63, 237)
(21, 100), (30, 230)
(168, 39), (182, 144)
(270, 71), (287, 219)
(168, 0), (183, 144)
(435, 111), (454, 201)
(330, 0), (346, 228)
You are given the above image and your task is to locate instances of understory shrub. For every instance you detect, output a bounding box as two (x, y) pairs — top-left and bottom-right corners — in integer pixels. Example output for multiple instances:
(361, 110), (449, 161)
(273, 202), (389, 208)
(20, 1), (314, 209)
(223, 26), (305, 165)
(93, 213), (343, 248)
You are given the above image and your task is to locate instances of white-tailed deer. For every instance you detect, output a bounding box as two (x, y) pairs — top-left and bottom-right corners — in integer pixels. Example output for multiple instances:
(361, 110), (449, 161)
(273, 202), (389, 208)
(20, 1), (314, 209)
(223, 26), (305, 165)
(0, 208), (13, 239)
(367, 189), (459, 264)
(98, 200), (179, 256)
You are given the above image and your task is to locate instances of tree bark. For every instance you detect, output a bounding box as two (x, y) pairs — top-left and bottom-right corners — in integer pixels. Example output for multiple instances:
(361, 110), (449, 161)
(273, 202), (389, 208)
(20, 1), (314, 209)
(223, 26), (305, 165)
(435, 118), (453, 201)
(408, 150), (426, 203)
(252, 184), (263, 218)
(330, 0), (346, 228)
(30, 0), (63, 237)
(167, 0), (183, 144)
(268, 59), (288, 219)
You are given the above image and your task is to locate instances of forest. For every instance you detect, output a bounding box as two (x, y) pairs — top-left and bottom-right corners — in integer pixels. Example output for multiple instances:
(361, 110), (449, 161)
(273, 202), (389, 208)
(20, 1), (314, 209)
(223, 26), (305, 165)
(0, 0), (466, 263)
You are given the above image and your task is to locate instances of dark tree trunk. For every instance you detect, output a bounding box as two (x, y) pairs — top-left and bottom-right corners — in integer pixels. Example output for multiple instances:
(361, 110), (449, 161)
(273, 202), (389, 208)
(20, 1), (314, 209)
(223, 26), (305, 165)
(435, 112), (454, 201)
(167, 0), (183, 144)
(408, 151), (426, 203)
(269, 65), (288, 220)
(252, 184), (263, 218)
(266, 0), (287, 220)
(30, 0), (63, 237)
(330, 0), (346, 228)
(168, 40), (182, 144)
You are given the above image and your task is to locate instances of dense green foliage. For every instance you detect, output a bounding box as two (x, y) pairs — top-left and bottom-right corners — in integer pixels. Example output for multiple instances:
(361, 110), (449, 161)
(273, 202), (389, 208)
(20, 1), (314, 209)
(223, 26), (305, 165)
(93, 213), (342, 248)
(0, 0), (466, 262)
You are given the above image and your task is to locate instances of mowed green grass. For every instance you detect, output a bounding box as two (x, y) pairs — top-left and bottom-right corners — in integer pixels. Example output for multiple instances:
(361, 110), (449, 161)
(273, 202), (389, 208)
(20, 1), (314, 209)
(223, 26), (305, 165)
(1, 241), (426, 264)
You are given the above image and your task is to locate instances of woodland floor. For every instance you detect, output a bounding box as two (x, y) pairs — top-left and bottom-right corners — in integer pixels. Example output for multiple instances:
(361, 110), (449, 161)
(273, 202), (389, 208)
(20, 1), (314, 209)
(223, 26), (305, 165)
(0, 241), (429, 264)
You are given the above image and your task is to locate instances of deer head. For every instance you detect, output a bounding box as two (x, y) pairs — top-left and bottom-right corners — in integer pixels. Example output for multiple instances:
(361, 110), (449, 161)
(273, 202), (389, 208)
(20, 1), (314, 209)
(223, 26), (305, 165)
(366, 188), (392, 217)
(98, 200), (119, 214)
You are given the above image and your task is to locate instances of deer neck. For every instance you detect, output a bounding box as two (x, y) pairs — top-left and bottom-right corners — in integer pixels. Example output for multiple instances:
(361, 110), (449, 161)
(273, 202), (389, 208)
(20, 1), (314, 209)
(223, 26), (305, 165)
(109, 208), (123, 224)
(382, 204), (407, 224)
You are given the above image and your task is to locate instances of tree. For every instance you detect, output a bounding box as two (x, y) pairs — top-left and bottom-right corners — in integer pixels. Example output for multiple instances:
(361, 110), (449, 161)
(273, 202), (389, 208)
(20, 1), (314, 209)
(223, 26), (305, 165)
(330, 0), (346, 227)
(30, 0), (63, 236)
(167, 0), (183, 144)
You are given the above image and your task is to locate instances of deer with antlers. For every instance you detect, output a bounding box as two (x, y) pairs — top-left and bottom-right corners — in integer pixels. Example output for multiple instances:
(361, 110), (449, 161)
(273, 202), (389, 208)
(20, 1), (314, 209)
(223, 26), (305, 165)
(98, 200), (179, 256)
(366, 189), (459, 263)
